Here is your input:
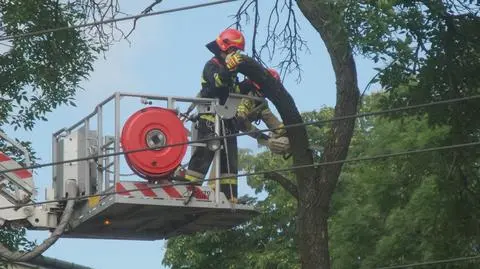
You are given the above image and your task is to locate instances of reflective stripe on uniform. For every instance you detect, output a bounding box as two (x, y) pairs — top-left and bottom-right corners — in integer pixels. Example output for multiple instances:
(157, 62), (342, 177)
(208, 175), (237, 188)
(214, 73), (224, 87)
(219, 173), (237, 185)
(237, 106), (249, 114)
(185, 170), (205, 182)
(220, 178), (237, 185)
(200, 114), (215, 122)
(208, 179), (216, 189)
(237, 99), (253, 114)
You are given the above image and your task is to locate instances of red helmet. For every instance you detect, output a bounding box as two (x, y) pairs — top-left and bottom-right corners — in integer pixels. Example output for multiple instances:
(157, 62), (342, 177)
(252, 68), (281, 90)
(216, 28), (245, 52)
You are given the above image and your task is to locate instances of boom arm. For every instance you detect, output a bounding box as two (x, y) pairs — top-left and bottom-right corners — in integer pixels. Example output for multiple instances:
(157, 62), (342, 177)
(0, 130), (35, 204)
(0, 131), (61, 230)
(0, 132), (78, 262)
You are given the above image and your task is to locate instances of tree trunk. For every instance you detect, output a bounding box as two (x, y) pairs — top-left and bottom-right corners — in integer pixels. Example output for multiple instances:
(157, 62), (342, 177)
(296, 182), (331, 269)
(296, 1), (360, 268)
(238, 1), (359, 264)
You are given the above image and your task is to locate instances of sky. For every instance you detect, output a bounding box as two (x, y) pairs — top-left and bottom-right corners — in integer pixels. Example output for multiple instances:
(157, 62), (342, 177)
(4, 1), (379, 268)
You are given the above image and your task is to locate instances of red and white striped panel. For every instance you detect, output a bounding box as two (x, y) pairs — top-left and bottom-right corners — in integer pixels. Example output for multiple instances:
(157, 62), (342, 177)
(0, 152), (34, 191)
(115, 181), (213, 201)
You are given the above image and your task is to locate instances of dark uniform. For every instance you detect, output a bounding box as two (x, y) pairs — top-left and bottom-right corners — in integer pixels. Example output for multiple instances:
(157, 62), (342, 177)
(236, 80), (286, 142)
(184, 56), (240, 201)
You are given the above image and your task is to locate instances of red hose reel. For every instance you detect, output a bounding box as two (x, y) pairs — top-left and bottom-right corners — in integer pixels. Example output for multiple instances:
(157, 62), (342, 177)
(120, 107), (188, 181)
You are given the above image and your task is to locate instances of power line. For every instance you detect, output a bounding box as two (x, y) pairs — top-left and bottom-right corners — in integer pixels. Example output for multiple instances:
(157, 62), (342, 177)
(1, 162), (317, 211)
(0, 0), (240, 42)
(376, 255), (480, 269)
(1, 139), (479, 211)
(1, 0), (477, 262)
(1, 94), (479, 175)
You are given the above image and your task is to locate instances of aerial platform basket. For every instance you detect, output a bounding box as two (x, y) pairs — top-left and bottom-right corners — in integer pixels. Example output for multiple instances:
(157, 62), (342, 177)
(63, 181), (256, 240)
(49, 92), (262, 240)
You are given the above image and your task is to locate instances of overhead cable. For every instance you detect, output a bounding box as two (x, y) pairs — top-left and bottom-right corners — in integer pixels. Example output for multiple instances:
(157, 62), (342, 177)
(0, 0), (239, 42)
(1, 140), (479, 211)
(1, 94), (479, 175)
(376, 255), (480, 269)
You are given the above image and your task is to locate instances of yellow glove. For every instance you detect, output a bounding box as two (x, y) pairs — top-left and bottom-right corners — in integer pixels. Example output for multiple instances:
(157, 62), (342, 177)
(225, 51), (244, 71)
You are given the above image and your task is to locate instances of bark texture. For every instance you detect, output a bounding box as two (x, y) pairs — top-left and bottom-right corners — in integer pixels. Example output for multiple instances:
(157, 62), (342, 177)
(238, 2), (359, 265)
(295, 1), (360, 268)
(237, 59), (315, 178)
(240, 1), (360, 268)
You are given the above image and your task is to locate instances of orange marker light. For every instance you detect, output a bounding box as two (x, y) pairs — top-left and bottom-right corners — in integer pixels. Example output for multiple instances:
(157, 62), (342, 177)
(104, 219), (111, 225)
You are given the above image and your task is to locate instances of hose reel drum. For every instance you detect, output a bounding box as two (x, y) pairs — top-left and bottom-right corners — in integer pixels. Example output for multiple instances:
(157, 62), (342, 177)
(120, 107), (188, 182)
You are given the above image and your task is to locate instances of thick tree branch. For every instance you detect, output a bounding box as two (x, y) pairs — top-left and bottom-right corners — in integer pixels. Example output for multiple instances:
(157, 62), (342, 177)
(295, 0), (359, 194)
(237, 57), (315, 179)
(265, 171), (299, 199)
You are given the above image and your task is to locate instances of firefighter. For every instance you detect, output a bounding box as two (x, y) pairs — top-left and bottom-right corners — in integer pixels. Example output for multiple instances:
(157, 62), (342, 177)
(236, 68), (291, 155)
(181, 28), (246, 203)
